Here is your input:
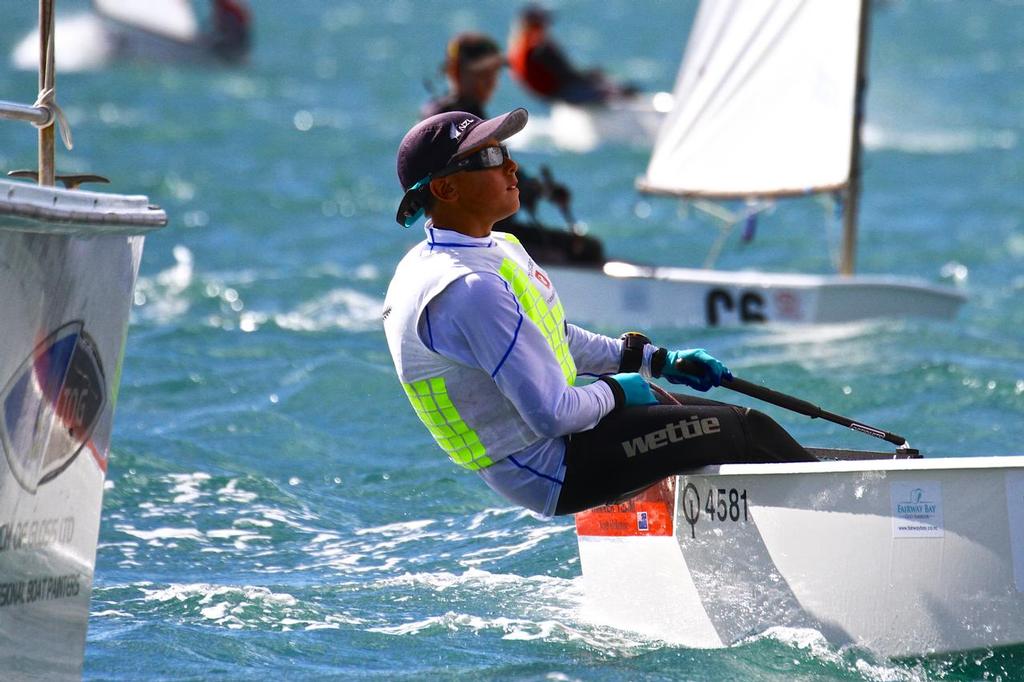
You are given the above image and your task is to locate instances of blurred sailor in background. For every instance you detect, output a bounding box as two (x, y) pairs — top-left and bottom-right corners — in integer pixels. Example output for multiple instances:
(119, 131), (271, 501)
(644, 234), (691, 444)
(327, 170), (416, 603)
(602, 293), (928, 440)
(420, 33), (599, 265)
(508, 3), (637, 105)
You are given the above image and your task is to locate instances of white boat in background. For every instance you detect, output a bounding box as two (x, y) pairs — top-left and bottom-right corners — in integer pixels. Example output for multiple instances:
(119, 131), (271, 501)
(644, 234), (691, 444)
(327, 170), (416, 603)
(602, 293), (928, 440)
(546, 91), (673, 152)
(575, 455), (1024, 657)
(11, 0), (250, 72)
(0, 2), (166, 678)
(93, 0), (201, 44)
(541, 0), (965, 328)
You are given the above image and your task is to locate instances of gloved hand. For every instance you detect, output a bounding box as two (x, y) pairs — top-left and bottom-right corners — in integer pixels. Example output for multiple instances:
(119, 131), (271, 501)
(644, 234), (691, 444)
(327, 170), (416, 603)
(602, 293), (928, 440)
(660, 349), (732, 392)
(601, 372), (658, 408)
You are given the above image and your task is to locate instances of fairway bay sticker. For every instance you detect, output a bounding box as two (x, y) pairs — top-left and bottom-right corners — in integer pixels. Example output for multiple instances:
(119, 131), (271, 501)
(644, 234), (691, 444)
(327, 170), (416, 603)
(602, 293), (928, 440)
(1005, 472), (1024, 592)
(890, 481), (943, 538)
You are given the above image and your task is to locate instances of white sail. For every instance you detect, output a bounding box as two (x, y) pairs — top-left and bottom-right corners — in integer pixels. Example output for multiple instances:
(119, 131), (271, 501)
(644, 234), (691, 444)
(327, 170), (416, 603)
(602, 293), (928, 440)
(92, 0), (200, 43)
(639, 0), (862, 198)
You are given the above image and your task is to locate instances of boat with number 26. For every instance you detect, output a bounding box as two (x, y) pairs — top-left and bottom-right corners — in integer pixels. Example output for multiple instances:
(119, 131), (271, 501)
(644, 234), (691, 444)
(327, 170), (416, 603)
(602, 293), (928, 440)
(546, 0), (965, 329)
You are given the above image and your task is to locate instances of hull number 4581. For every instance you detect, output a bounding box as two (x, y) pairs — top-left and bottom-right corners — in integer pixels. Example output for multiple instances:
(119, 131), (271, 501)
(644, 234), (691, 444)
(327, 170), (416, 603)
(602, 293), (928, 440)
(681, 483), (749, 538)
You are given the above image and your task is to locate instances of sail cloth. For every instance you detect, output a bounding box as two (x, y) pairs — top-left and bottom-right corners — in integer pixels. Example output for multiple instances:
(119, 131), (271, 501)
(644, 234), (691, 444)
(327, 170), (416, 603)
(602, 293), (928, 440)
(638, 0), (862, 198)
(92, 0), (200, 43)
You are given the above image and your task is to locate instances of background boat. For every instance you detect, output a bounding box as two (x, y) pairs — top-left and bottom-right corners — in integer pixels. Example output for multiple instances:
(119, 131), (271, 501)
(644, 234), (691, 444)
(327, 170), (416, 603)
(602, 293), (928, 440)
(0, 2), (166, 677)
(10, 0), (250, 72)
(543, 0), (966, 328)
(542, 90), (673, 152)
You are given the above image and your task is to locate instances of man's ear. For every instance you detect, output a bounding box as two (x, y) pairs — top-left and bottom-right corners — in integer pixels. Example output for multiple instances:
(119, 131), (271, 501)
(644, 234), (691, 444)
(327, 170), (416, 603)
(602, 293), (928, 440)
(429, 177), (458, 204)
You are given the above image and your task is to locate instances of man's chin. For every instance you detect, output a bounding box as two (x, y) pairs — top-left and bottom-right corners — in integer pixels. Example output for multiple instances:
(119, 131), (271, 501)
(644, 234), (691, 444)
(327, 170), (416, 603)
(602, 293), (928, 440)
(499, 198), (520, 221)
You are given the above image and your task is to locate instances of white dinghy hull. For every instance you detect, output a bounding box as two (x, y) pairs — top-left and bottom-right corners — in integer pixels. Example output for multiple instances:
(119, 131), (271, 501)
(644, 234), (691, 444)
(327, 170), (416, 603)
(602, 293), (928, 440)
(0, 180), (165, 678)
(549, 262), (965, 328)
(547, 92), (672, 151)
(575, 455), (1024, 657)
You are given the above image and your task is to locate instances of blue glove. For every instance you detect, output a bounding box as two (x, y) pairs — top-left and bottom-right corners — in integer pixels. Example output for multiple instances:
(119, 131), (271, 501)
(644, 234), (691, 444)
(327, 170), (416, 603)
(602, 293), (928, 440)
(602, 373), (658, 408)
(661, 349), (732, 392)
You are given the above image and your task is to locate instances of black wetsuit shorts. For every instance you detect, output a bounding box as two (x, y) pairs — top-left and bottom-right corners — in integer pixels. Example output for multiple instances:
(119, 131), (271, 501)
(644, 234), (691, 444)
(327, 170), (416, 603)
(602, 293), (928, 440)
(554, 393), (816, 515)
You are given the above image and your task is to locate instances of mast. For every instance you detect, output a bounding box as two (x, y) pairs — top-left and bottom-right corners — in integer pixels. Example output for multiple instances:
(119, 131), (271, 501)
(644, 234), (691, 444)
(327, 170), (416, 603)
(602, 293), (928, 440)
(840, 0), (871, 276)
(38, 0), (56, 187)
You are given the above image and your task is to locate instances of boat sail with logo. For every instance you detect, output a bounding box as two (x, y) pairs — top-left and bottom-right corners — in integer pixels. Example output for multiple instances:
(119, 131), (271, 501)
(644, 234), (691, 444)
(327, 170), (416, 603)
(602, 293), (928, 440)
(0, 2), (166, 678)
(542, 0), (965, 328)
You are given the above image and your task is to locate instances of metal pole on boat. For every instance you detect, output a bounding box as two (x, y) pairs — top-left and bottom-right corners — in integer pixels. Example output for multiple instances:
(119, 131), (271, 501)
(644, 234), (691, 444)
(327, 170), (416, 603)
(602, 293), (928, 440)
(720, 376), (910, 449)
(0, 101), (52, 126)
(38, 0), (56, 187)
(840, 0), (871, 276)
(666, 357), (914, 452)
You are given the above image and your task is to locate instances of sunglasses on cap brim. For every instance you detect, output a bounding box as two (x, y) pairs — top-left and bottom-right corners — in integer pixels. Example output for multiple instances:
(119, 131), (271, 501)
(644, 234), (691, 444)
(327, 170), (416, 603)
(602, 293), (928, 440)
(395, 145), (512, 228)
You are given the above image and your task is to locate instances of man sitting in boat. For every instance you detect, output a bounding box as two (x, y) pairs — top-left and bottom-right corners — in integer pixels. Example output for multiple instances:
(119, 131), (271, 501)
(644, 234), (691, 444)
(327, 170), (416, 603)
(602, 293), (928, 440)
(384, 109), (816, 517)
(508, 4), (638, 105)
(422, 32), (602, 266)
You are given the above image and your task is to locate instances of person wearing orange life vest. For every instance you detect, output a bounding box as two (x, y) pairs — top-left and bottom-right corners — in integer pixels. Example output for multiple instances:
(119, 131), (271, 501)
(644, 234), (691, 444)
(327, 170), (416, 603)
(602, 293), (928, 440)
(508, 4), (637, 105)
(384, 108), (816, 517)
(209, 0), (251, 62)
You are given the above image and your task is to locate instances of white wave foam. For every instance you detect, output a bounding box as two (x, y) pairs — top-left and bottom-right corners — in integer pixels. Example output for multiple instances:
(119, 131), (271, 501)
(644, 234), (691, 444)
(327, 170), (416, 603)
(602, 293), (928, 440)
(133, 582), (365, 631)
(355, 519), (436, 536)
(91, 609), (133, 618)
(752, 627), (927, 681)
(863, 123), (1018, 154)
(133, 245), (194, 323)
(465, 506), (533, 531)
(116, 526), (205, 543)
(367, 596), (662, 653)
(168, 471), (210, 504)
(216, 478), (258, 504)
(273, 288), (383, 332)
(460, 523), (574, 566)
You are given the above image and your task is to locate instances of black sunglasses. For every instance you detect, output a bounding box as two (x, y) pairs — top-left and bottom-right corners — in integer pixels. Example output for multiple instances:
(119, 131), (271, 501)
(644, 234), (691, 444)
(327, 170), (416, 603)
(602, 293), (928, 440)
(434, 144), (512, 178)
(396, 145), (513, 228)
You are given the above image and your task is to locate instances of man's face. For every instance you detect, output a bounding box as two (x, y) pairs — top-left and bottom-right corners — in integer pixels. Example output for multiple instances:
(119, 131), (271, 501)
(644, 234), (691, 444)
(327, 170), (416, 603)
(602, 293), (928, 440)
(458, 64), (501, 105)
(446, 137), (519, 222)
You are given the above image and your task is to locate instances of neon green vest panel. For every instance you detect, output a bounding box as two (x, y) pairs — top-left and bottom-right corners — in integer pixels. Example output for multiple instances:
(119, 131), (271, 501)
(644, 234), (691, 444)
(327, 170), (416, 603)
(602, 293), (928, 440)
(383, 231), (574, 471)
(498, 236), (576, 385)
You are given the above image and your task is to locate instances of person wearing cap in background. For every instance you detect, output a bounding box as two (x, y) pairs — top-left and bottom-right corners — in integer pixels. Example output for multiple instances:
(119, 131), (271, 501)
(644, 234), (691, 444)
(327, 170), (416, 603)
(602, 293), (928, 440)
(383, 108), (816, 517)
(420, 32), (598, 266)
(508, 3), (637, 105)
(421, 33), (505, 120)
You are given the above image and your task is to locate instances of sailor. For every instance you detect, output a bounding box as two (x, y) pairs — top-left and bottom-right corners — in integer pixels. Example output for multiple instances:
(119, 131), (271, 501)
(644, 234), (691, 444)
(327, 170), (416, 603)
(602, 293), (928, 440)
(421, 33), (505, 120)
(383, 108), (816, 517)
(421, 32), (599, 265)
(508, 4), (638, 105)
(209, 0), (251, 62)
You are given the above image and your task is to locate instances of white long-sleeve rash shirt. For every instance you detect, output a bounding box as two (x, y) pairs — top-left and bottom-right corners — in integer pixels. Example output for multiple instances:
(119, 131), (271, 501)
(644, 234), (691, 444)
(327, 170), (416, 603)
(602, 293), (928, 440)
(416, 230), (626, 515)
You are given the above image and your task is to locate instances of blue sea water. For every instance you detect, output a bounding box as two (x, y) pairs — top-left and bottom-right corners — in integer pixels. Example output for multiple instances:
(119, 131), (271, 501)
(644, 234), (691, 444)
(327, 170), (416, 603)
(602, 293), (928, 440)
(3, 0), (1024, 679)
